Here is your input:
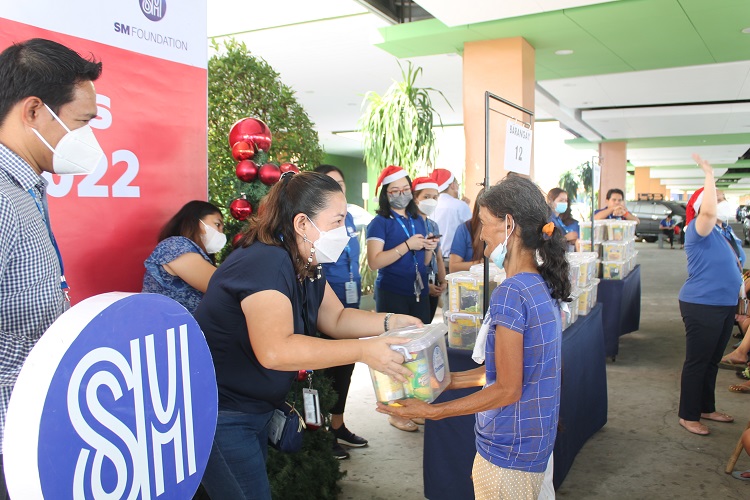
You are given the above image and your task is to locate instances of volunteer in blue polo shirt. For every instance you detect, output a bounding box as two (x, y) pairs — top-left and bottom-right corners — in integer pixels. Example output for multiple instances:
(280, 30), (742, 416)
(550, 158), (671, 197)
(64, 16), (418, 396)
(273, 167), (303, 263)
(677, 154), (744, 437)
(593, 188), (640, 223)
(546, 187), (580, 251)
(377, 175), (569, 499)
(367, 165), (437, 433)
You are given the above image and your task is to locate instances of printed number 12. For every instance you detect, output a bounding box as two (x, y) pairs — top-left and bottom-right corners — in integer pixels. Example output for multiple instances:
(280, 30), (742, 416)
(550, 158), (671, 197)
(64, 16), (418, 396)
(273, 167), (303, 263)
(515, 146), (523, 161)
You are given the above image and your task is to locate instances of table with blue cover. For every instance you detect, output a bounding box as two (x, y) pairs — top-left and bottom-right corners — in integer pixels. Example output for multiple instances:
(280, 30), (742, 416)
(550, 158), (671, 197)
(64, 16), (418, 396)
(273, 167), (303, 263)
(597, 264), (641, 359)
(423, 304), (607, 498)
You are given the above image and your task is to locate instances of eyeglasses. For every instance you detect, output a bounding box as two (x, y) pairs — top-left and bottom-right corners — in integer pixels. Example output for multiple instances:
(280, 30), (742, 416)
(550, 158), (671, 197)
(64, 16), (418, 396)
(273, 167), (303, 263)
(387, 188), (411, 196)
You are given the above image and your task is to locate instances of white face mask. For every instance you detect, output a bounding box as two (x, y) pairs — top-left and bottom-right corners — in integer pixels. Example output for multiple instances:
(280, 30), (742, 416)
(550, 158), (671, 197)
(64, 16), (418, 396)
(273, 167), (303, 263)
(418, 198), (438, 216)
(716, 201), (735, 223)
(31, 103), (105, 175)
(200, 219), (227, 254)
(307, 216), (350, 264)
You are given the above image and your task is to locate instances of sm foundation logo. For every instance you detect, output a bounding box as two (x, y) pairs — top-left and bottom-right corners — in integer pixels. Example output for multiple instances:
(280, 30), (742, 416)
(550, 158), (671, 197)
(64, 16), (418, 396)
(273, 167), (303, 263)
(140, 0), (167, 21)
(4, 293), (217, 499)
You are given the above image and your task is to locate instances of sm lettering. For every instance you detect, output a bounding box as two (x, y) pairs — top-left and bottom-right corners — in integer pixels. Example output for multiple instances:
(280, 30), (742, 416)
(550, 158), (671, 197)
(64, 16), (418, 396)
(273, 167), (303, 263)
(67, 325), (196, 499)
(114, 23), (131, 35)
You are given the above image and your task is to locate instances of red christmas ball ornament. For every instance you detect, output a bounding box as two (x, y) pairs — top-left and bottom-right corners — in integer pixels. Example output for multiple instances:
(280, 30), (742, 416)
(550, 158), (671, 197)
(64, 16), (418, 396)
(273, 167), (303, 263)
(229, 197), (253, 221)
(279, 163), (299, 174)
(232, 233), (244, 247)
(259, 163), (281, 186)
(228, 117), (272, 152)
(231, 141), (255, 161)
(235, 160), (259, 183)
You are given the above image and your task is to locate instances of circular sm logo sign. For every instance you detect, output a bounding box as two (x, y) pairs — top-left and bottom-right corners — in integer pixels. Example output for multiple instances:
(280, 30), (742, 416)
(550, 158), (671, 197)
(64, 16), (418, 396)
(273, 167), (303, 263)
(140, 0), (167, 21)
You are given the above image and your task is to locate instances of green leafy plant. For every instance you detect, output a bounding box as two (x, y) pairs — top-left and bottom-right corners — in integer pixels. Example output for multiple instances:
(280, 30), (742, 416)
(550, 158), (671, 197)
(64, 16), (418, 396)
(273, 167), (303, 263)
(208, 38), (324, 260)
(359, 62), (451, 178)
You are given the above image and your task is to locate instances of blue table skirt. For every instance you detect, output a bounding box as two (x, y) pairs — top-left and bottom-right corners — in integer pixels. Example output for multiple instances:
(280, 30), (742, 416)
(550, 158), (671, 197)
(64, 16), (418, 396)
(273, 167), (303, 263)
(423, 304), (607, 498)
(597, 264), (642, 358)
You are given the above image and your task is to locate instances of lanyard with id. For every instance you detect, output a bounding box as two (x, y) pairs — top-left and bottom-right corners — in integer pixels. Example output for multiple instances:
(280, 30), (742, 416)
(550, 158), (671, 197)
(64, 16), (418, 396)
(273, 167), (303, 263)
(392, 212), (424, 302)
(343, 243), (358, 304)
(27, 188), (71, 303)
(298, 280), (322, 427)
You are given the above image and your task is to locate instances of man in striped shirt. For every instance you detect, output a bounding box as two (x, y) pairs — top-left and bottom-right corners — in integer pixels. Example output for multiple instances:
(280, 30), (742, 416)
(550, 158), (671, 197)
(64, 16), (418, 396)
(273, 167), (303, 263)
(0, 38), (103, 499)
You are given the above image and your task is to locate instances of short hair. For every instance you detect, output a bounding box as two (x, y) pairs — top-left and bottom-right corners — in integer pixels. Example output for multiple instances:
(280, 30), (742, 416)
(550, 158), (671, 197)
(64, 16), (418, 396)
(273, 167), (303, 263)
(314, 164), (345, 181)
(158, 201), (223, 251)
(0, 38), (102, 126)
(606, 188), (624, 200)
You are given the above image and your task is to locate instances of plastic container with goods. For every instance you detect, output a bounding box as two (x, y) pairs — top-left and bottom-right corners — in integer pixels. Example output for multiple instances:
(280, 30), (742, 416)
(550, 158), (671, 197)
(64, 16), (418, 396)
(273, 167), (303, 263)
(370, 324), (451, 404)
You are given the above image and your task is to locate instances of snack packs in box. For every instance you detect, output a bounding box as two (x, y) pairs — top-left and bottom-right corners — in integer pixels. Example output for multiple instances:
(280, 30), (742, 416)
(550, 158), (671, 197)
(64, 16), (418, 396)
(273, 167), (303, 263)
(447, 313), (481, 350)
(580, 221), (607, 242)
(576, 240), (602, 258)
(601, 261), (627, 280)
(447, 272), (483, 314)
(602, 241), (627, 261)
(577, 285), (593, 316)
(370, 324), (451, 404)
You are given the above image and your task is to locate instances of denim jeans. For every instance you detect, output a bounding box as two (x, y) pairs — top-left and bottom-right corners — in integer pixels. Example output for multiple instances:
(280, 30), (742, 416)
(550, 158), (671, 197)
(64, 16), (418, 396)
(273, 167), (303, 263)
(201, 409), (275, 500)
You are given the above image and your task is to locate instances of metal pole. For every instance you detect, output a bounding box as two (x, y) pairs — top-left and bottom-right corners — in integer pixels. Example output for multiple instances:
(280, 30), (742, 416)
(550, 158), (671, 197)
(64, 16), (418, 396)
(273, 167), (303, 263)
(483, 92), (490, 318)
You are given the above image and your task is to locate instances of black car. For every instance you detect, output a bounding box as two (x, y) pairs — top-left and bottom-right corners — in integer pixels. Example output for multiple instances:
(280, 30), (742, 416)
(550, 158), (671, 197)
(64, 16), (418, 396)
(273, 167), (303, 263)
(627, 200), (686, 243)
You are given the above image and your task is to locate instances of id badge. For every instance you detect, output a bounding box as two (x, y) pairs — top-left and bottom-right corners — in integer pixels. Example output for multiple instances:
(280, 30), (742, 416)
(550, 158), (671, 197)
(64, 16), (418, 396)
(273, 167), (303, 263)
(414, 271), (424, 301)
(428, 271), (436, 285)
(345, 281), (358, 304)
(302, 388), (322, 427)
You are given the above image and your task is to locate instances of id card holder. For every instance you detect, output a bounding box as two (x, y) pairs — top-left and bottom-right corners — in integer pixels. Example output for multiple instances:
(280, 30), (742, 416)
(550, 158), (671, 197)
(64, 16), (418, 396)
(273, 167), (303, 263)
(428, 271), (436, 285)
(302, 388), (322, 427)
(414, 270), (424, 302)
(345, 281), (358, 304)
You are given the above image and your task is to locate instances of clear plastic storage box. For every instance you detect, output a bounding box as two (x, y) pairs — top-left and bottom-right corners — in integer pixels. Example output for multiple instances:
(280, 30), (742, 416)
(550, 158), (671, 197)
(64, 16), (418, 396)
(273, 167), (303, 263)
(602, 241), (628, 261)
(370, 324), (451, 404)
(601, 261), (627, 280)
(447, 312), (482, 350)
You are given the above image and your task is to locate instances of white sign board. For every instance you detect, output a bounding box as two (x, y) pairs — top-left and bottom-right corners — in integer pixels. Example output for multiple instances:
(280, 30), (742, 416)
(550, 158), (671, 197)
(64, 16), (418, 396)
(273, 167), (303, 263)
(593, 161), (602, 191)
(503, 121), (533, 175)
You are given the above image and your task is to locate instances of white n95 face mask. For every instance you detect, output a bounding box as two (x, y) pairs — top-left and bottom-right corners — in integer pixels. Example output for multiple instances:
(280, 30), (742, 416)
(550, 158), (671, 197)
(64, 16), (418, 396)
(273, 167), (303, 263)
(716, 201), (735, 223)
(200, 220), (227, 254)
(307, 216), (350, 263)
(31, 103), (105, 175)
(418, 199), (438, 216)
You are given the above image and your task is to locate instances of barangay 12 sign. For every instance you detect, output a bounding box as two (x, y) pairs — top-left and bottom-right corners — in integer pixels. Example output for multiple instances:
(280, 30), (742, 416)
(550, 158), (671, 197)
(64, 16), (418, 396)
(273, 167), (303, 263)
(3, 293), (217, 499)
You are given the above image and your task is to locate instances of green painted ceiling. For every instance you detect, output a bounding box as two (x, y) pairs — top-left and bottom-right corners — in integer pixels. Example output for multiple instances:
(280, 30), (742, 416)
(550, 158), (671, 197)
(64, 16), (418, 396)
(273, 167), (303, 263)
(377, 0), (750, 80)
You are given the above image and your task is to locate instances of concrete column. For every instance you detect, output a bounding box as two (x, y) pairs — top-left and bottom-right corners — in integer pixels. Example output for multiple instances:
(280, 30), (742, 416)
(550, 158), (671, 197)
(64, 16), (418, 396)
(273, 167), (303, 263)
(634, 167), (669, 200)
(598, 141), (627, 207)
(462, 38), (535, 205)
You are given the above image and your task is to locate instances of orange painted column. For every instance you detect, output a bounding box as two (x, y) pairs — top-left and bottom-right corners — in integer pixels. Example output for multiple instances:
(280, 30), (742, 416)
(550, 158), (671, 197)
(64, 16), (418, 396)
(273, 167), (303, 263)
(634, 167), (669, 200)
(598, 141), (627, 207)
(463, 38), (535, 205)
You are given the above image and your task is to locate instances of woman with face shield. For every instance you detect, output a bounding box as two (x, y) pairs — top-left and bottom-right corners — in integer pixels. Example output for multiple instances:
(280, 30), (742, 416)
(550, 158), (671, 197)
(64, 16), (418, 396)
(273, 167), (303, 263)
(412, 176), (447, 322)
(141, 200), (226, 314)
(195, 171), (421, 499)
(377, 175), (570, 499)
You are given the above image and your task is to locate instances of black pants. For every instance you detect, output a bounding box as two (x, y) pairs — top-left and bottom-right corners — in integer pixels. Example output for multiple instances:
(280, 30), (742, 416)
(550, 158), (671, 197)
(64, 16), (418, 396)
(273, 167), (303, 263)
(0, 454), (7, 500)
(661, 229), (674, 247)
(375, 287), (431, 326)
(679, 301), (736, 421)
(428, 294), (439, 323)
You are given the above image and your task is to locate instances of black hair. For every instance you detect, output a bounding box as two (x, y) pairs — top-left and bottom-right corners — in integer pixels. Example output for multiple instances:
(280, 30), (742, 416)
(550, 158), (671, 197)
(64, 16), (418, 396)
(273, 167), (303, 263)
(606, 188), (624, 200)
(478, 176), (571, 301)
(0, 38), (103, 126)
(376, 175), (419, 219)
(239, 171), (343, 278)
(158, 201), (223, 255)
(314, 164), (345, 180)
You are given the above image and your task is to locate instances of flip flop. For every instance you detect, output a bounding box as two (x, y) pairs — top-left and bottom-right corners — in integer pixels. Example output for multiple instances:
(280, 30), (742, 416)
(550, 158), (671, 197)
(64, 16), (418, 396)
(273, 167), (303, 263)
(719, 359), (748, 370)
(729, 385), (750, 393)
(700, 412), (734, 423)
(679, 418), (710, 435)
(732, 471), (750, 481)
(388, 416), (418, 432)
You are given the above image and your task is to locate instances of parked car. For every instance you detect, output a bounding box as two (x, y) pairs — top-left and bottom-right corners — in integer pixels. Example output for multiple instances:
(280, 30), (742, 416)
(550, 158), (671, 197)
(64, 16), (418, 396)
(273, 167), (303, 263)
(627, 200), (686, 243)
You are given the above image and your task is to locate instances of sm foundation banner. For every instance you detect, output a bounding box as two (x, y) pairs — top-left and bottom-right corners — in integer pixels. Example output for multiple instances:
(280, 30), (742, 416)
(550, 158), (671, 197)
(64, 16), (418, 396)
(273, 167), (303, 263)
(0, 0), (208, 302)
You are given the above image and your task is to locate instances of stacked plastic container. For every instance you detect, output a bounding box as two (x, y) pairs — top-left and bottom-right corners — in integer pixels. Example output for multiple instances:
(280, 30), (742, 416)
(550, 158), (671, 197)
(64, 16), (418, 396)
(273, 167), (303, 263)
(600, 220), (638, 280)
(370, 324), (451, 404)
(566, 252), (599, 320)
(444, 263), (506, 350)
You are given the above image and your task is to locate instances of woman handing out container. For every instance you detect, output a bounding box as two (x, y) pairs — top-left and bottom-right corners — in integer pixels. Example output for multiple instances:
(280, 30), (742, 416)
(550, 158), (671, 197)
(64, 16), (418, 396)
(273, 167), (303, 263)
(377, 175), (570, 499)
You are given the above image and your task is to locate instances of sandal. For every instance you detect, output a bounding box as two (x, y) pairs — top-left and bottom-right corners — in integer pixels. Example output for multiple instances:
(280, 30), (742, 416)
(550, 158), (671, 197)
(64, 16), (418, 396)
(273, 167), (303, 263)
(388, 416), (418, 432)
(679, 418), (710, 435)
(700, 412), (734, 423)
(729, 384), (750, 393)
(732, 470), (750, 481)
(736, 367), (750, 380)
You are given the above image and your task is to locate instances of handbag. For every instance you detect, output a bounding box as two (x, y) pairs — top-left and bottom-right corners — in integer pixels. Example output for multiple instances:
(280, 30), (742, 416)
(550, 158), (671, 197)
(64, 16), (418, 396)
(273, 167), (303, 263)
(267, 401), (306, 453)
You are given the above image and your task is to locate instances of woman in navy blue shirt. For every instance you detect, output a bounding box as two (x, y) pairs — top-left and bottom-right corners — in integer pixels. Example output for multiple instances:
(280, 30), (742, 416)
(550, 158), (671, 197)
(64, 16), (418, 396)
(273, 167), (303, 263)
(546, 188), (579, 251)
(196, 171), (420, 499)
(677, 154), (743, 436)
(367, 166), (437, 432)
(450, 188), (485, 272)
(412, 176), (447, 322)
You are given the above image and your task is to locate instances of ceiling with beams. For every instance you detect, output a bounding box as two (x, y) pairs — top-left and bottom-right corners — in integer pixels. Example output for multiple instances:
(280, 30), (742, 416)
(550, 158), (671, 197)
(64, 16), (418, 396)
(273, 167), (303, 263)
(208, 0), (750, 193)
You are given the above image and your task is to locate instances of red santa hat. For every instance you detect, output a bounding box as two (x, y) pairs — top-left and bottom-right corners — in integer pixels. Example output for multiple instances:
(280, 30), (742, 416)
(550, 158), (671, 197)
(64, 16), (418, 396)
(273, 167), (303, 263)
(685, 187), (704, 225)
(430, 168), (455, 192)
(375, 165), (408, 194)
(411, 176), (439, 192)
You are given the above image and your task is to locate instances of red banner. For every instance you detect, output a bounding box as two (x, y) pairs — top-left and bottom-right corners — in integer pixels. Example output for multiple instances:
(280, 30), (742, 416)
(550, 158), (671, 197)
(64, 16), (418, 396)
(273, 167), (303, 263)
(0, 19), (207, 301)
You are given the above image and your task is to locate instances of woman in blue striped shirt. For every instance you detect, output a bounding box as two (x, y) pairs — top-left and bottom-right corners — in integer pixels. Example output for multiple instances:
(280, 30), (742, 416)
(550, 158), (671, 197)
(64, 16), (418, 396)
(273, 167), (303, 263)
(378, 175), (570, 499)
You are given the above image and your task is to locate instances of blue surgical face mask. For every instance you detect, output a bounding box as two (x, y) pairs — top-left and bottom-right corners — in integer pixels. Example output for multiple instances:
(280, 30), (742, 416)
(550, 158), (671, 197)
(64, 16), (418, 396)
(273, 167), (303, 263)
(490, 218), (515, 268)
(555, 202), (568, 215)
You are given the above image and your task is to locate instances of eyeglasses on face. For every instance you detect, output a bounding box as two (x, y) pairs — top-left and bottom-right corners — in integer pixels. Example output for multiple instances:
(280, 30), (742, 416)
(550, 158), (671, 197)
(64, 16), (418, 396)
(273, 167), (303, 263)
(387, 188), (411, 196)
